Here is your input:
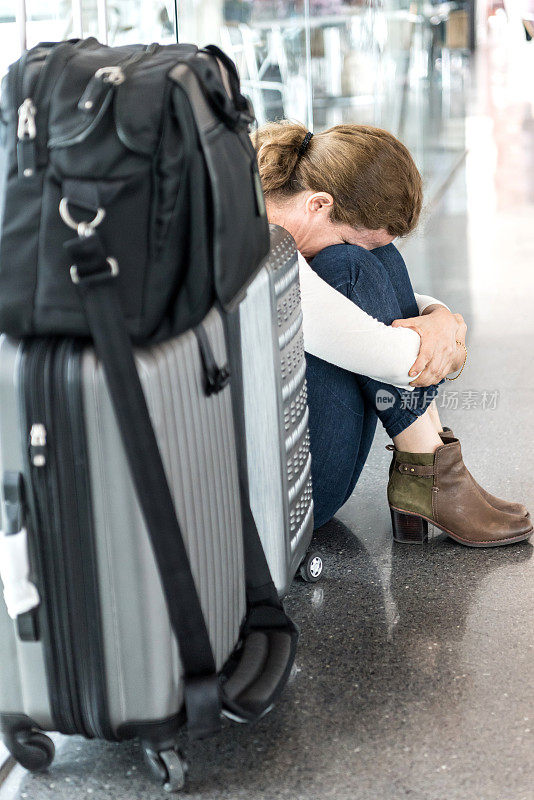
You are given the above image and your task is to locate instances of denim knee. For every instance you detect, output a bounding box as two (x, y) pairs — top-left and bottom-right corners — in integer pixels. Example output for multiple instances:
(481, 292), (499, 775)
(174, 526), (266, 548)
(311, 244), (405, 324)
(370, 244), (420, 320)
(309, 243), (441, 439)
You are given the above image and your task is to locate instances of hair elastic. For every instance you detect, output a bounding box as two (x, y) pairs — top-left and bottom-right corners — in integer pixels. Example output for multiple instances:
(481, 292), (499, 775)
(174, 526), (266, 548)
(297, 131), (314, 157)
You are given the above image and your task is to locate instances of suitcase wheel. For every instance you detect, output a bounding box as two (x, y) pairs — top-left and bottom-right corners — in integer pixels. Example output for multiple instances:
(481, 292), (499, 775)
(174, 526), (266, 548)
(143, 745), (188, 793)
(4, 727), (55, 773)
(299, 551), (323, 583)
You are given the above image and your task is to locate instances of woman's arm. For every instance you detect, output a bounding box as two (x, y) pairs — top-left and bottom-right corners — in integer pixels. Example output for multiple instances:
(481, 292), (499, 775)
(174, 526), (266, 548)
(392, 307), (467, 386)
(414, 294), (451, 314)
(298, 253), (421, 389)
(299, 253), (465, 389)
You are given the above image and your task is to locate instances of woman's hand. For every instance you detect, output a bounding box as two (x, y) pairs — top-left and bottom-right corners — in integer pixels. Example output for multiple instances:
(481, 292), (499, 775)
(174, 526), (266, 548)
(392, 305), (467, 387)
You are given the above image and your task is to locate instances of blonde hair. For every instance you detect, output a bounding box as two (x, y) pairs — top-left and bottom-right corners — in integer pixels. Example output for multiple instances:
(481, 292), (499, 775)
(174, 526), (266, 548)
(255, 121), (423, 237)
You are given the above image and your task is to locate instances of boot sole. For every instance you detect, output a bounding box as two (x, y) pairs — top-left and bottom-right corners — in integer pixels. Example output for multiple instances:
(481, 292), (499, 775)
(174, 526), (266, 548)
(390, 505), (533, 548)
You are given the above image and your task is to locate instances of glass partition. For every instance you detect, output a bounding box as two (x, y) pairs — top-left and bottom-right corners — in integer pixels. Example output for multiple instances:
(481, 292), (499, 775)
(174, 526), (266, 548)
(176, 0), (470, 187)
(0, 0), (178, 77)
(1, 0), (470, 190)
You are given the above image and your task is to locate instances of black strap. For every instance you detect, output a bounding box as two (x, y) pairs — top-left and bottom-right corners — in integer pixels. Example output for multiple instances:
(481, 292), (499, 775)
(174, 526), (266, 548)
(216, 307), (299, 721)
(180, 45), (253, 130)
(193, 310), (298, 719)
(219, 474), (299, 723)
(201, 45), (250, 115)
(193, 324), (230, 396)
(238, 480), (280, 607)
(64, 228), (298, 734)
(64, 231), (221, 740)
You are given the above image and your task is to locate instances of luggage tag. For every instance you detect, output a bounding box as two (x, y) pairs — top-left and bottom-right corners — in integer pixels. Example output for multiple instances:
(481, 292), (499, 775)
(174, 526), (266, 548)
(0, 472), (40, 633)
(252, 164), (266, 218)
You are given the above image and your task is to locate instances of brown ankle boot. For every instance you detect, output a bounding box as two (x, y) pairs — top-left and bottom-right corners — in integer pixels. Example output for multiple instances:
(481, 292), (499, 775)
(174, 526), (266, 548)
(387, 438), (533, 547)
(440, 428), (529, 518)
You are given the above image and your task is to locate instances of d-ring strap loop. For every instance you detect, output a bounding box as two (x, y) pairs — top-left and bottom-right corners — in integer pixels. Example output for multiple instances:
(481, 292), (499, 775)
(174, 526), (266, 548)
(70, 257), (119, 285)
(59, 197), (106, 236)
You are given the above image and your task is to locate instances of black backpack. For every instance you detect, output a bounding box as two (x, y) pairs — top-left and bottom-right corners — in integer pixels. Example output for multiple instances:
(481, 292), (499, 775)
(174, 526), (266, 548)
(0, 39), (297, 743)
(0, 38), (269, 340)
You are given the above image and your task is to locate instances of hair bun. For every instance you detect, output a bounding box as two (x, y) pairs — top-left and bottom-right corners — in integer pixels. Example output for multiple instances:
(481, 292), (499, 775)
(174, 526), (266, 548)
(254, 120), (422, 237)
(254, 121), (309, 194)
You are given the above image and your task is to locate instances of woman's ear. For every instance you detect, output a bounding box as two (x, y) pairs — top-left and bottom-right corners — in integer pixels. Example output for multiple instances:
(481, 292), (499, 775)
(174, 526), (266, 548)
(306, 192), (334, 214)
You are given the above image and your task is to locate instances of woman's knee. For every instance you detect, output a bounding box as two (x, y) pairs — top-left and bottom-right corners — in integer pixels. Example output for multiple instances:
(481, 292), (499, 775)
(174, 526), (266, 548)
(311, 243), (404, 324)
(371, 243), (419, 318)
(349, 253), (405, 324)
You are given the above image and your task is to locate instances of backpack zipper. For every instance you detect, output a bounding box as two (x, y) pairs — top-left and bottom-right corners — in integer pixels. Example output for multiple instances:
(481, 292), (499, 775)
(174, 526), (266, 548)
(49, 42), (160, 150)
(16, 98), (37, 177)
(12, 43), (60, 178)
(13, 39), (97, 178)
(79, 42), (160, 111)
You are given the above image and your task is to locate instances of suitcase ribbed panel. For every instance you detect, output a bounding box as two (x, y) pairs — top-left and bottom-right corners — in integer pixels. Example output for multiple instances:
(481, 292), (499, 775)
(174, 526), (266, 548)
(270, 230), (314, 571)
(82, 308), (245, 731)
(232, 226), (314, 596)
(238, 269), (288, 590)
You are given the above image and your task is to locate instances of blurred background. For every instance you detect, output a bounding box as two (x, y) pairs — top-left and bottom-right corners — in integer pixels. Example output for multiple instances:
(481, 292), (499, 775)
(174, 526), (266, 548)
(1, 1), (531, 198)
(0, 0), (486, 199)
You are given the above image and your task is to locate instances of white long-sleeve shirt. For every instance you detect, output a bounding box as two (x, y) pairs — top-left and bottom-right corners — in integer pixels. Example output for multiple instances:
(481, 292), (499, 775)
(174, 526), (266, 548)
(298, 252), (447, 390)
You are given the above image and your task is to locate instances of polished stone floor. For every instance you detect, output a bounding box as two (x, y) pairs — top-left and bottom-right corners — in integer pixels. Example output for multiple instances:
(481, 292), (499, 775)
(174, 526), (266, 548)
(2, 28), (534, 800)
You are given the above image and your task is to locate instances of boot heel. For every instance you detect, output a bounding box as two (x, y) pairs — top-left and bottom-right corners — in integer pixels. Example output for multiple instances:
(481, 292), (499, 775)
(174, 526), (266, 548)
(390, 508), (429, 543)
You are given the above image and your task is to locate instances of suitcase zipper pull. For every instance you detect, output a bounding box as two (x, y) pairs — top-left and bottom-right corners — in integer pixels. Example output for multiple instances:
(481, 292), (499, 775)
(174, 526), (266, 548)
(17, 98), (37, 179)
(30, 423), (47, 468)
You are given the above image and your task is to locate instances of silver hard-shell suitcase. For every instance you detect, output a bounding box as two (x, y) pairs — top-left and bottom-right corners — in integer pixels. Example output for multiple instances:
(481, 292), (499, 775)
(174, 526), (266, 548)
(0, 307), (268, 790)
(228, 225), (320, 596)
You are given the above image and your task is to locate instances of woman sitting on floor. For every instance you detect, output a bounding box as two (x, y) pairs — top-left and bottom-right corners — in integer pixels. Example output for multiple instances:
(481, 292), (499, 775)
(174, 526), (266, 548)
(255, 122), (531, 547)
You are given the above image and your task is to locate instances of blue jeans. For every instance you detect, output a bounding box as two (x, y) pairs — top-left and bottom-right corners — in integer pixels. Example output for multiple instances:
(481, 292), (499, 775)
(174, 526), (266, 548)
(306, 243), (440, 529)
